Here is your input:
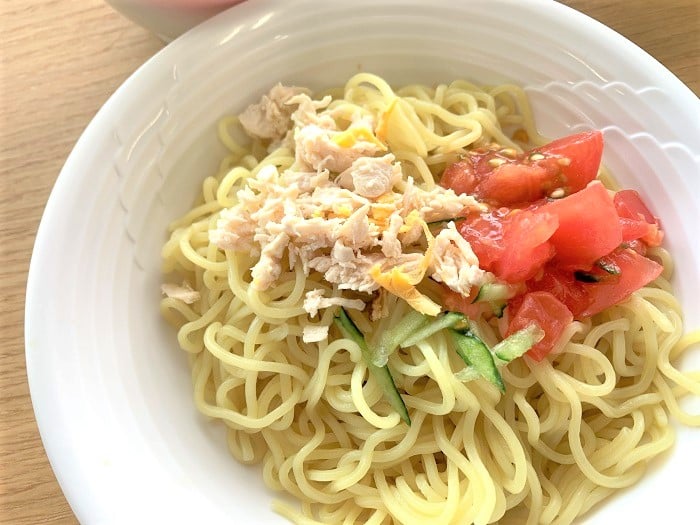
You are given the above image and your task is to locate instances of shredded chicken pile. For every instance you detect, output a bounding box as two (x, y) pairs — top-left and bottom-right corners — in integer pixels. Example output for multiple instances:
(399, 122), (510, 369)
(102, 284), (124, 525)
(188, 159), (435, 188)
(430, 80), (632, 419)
(205, 85), (487, 329)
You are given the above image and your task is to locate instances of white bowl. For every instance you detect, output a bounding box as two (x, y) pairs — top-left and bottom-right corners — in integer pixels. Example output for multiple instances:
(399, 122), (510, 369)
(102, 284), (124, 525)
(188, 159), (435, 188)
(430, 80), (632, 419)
(26, 0), (700, 523)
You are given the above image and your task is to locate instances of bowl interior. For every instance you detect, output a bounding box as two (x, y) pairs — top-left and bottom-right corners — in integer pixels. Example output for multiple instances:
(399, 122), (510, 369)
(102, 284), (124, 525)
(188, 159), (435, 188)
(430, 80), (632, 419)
(26, 1), (700, 523)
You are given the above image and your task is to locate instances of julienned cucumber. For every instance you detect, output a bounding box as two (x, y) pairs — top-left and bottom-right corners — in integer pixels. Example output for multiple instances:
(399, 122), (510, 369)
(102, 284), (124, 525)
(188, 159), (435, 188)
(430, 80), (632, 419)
(493, 324), (545, 361)
(472, 283), (515, 303)
(372, 310), (428, 366)
(472, 283), (516, 318)
(454, 325), (543, 384)
(400, 312), (465, 348)
(334, 308), (411, 425)
(449, 329), (505, 393)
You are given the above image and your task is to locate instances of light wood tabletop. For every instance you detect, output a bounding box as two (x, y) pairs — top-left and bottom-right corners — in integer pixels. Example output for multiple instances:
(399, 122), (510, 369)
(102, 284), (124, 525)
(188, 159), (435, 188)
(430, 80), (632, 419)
(1, 1), (698, 523)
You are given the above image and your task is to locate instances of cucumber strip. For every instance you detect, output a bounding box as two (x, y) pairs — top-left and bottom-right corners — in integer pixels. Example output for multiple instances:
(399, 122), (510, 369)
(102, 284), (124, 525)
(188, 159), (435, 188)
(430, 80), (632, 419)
(453, 366), (480, 382)
(491, 302), (507, 318)
(372, 309), (428, 366)
(400, 312), (465, 348)
(472, 282), (515, 304)
(427, 216), (466, 227)
(493, 324), (545, 362)
(449, 329), (505, 393)
(334, 308), (411, 425)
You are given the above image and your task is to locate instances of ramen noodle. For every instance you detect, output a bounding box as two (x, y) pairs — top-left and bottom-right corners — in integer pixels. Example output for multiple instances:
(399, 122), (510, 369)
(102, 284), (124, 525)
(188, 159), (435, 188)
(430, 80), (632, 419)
(160, 73), (699, 525)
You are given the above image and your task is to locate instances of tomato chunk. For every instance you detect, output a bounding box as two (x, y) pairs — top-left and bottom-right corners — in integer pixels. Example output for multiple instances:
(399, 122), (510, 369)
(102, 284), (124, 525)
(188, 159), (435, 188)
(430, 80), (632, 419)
(525, 248), (662, 318)
(539, 181), (622, 268)
(534, 130), (603, 193)
(441, 131), (603, 206)
(491, 210), (557, 282)
(614, 189), (663, 247)
(525, 266), (589, 318)
(507, 291), (573, 361)
(578, 248), (663, 317)
(458, 208), (558, 283)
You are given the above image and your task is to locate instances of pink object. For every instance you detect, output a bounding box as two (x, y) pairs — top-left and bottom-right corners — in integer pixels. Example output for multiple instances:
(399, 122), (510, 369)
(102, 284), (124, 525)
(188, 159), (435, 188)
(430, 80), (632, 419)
(105, 0), (245, 41)
(141, 0), (243, 6)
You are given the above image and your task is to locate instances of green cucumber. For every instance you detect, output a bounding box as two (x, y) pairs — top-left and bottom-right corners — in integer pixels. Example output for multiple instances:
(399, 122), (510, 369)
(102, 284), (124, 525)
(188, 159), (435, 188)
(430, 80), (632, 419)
(334, 308), (411, 425)
(493, 324), (545, 361)
(491, 302), (506, 318)
(449, 329), (505, 393)
(399, 312), (465, 348)
(472, 283), (514, 303)
(472, 283), (517, 318)
(372, 309), (428, 366)
(427, 216), (466, 227)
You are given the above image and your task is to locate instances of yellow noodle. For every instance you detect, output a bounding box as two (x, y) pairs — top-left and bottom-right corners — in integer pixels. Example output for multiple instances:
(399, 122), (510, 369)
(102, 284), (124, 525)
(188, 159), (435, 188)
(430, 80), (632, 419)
(160, 73), (699, 525)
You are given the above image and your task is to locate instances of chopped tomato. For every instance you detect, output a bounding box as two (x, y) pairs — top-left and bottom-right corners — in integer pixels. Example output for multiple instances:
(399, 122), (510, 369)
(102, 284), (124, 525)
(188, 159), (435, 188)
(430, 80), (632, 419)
(524, 248), (662, 318)
(614, 190), (663, 246)
(538, 181), (622, 268)
(524, 266), (589, 317)
(491, 210), (557, 282)
(507, 291), (573, 361)
(577, 248), (663, 317)
(533, 130), (603, 193)
(441, 131), (603, 206)
(458, 208), (558, 283)
(441, 130), (666, 362)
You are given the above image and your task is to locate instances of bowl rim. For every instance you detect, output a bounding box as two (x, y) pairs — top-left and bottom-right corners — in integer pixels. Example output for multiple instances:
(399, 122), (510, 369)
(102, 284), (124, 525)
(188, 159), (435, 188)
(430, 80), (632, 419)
(25, 0), (700, 522)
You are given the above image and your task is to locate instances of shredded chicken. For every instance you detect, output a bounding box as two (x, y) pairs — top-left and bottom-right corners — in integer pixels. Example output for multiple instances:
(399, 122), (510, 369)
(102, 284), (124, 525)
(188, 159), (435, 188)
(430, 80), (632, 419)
(213, 85), (488, 316)
(337, 154), (401, 198)
(431, 222), (485, 296)
(294, 123), (384, 172)
(303, 289), (366, 318)
(161, 281), (200, 304)
(238, 84), (309, 141)
(302, 325), (330, 343)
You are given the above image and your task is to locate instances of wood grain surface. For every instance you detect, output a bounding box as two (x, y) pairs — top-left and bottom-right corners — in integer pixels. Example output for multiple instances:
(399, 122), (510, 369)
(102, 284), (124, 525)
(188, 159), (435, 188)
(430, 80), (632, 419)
(1, 1), (697, 523)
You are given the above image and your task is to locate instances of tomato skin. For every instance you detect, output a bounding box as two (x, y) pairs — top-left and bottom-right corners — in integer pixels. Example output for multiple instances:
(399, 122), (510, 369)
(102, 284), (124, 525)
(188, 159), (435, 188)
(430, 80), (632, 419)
(525, 266), (589, 317)
(507, 291), (573, 361)
(491, 210), (557, 282)
(458, 208), (558, 283)
(441, 159), (476, 197)
(539, 181), (622, 268)
(478, 162), (560, 206)
(440, 131), (603, 206)
(613, 190), (664, 247)
(524, 248), (662, 319)
(534, 130), (603, 193)
(577, 248), (663, 317)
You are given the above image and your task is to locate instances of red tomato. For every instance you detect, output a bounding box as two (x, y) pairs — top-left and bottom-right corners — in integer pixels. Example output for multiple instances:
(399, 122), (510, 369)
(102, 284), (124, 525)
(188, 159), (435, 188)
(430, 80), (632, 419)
(614, 189), (664, 246)
(577, 248), (663, 317)
(539, 181), (622, 268)
(525, 248), (662, 318)
(458, 208), (558, 283)
(507, 291), (573, 361)
(457, 208), (509, 268)
(534, 130), (603, 193)
(441, 131), (603, 206)
(491, 210), (557, 282)
(525, 266), (589, 317)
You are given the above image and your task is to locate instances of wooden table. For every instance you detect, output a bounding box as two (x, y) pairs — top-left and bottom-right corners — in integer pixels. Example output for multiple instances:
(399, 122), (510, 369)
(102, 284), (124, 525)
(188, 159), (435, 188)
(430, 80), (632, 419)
(1, 1), (697, 523)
